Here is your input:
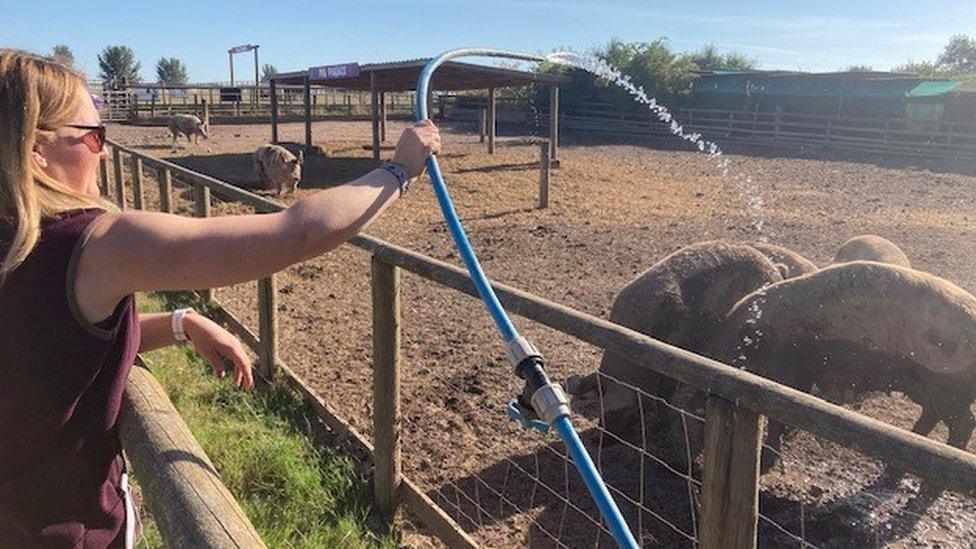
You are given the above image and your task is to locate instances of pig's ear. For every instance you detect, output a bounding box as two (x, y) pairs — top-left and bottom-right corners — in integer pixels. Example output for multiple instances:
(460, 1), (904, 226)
(297, 150), (305, 165)
(274, 150), (287, 163)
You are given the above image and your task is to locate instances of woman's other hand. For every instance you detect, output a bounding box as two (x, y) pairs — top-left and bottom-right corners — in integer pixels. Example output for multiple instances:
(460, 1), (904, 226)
(392, 120), (442, 178)
(183, 313), (255, 390)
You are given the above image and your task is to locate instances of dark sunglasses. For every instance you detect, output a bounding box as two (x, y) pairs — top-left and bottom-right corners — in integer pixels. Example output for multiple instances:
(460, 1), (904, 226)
(64, 124), (107, 153)
(38, 124), (107, 153)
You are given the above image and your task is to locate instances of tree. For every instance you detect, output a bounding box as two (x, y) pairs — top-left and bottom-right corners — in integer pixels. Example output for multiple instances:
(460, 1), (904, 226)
(690, 44), (758, 72)
(937, 34), (976, 74)
(156, 57), (188, 85)
(844, 65), (874, 72)
(261, 63), (278, 82)
(98, 46), (141, 89)
(893, 60), (949, 77)
(894, 34), (976, 78)
(51, 44), (74, 68)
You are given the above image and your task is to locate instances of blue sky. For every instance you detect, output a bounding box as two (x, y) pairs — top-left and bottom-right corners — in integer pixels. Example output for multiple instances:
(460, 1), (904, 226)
(2, 0), (971, 83)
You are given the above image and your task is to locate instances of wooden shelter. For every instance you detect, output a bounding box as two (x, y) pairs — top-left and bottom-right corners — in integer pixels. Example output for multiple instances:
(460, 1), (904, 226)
(270, 58), (570, 162)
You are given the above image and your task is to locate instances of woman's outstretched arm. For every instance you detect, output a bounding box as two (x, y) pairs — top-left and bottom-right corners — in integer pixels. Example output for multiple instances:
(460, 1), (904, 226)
(74, 121), (440, 324)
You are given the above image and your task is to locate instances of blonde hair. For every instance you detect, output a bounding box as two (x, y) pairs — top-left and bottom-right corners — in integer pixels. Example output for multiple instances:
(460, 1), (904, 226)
(0, 49), (108, 281)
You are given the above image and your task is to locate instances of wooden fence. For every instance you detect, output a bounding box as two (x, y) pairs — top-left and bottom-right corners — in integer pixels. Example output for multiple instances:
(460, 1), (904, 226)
(105, 139), (976, 548)
(120, 358), (266, 547)
(549, 100), (976, 162)
(99, 84), (416, 122)
(434, 93), (976, 162)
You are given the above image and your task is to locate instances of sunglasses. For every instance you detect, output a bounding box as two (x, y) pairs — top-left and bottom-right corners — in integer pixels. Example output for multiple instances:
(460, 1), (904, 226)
(38, 124), (107, 154)
(64, 124), (107, 154)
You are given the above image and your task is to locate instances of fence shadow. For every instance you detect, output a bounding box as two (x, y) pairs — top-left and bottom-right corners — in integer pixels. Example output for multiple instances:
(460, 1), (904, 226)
(162, 151), (380, 191)
(427, 426), (698, 548)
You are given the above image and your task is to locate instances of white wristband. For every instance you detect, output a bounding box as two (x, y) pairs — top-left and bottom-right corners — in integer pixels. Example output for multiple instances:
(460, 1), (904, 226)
(172, 308), (195, 343)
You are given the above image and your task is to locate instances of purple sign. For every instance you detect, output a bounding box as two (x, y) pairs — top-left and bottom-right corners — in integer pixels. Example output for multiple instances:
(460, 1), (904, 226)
(308, 63), (361, 80)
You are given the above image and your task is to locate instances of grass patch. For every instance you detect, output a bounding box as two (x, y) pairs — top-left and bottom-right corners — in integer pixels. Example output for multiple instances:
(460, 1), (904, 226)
(134, 292), (394, 548)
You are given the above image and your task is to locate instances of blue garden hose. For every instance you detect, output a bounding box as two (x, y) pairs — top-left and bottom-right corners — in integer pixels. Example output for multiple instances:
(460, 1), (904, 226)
(417, 49), (639, 549)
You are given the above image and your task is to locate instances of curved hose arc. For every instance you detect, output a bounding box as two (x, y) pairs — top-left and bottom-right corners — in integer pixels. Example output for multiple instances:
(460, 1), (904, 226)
(416, 49), (639, 549)
(416, 49), (545, 342)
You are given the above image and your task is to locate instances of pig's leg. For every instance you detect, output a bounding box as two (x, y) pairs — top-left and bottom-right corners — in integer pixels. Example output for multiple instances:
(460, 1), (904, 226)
(599, 379), (638, 442)
(945, 405), (976, 449)
(565, 372), (598, 397)
(911, 405), (940, 437)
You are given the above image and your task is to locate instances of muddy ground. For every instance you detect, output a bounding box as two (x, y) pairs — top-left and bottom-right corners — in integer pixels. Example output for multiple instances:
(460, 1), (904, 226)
(114, 119), (976, 548)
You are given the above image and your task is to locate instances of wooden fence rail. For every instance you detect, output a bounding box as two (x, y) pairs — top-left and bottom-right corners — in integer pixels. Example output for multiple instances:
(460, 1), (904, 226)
(108, 140), (976, 548)
(120, 358), (265, 548)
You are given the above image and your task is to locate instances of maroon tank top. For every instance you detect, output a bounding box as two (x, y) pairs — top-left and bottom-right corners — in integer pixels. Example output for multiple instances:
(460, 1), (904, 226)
(0, 208), (141, 548)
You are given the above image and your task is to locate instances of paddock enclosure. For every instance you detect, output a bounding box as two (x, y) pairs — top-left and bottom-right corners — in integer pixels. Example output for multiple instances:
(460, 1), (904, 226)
(107, 117), (976, 547)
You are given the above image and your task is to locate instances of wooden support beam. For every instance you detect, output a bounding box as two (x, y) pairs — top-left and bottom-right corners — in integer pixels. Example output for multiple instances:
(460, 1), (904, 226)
(371, 72), (381, 161)
(699, 396), (762, 549)
(487, 88), (496, 154)
(371, 256), (401, 517)
(193, 184), (213, 301)
(304, 77), (312, 151)
(99, 156), (109, 196)
(159, 168), (174, 214)
(380, 91), (387, 142)
(549, 85), (560, 164)
(479, 107), (486, 142)
(131, 156), (145, 210)
(112, 147), (126, 210)
(269, 79), (279, 143)
(538, 142), (550, 209)
(201, 98), (210, 132)
(258, 275), (278, 380)
(120, 361), (266, 548)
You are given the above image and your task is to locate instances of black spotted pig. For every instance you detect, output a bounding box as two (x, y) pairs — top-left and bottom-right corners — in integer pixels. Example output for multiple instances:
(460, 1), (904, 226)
(253, 144), (304, 196)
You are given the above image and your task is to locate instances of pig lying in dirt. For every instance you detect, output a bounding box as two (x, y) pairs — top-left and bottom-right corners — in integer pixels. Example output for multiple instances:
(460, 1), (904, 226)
(167, 114), (208, 146)
(253, 144), (304, 196)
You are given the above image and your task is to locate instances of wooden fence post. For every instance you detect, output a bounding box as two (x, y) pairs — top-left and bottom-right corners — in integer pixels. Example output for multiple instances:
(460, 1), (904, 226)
(487, 88), (496, 154)
(193, 184), (213, 301)
(112, 147), (126, 210)
(202, 98), (210, 131)
(371, 256), (401, 516)
(132, 156), (145, 210)
(159, 168), (174, 214)
(538, 141), (550, 210)
(99, 156), (110, 196)
(548, 84), (559, 164)
(479, 108), (486, 142)
(257, 276), (278, 381)
(699, 396), (762, 549)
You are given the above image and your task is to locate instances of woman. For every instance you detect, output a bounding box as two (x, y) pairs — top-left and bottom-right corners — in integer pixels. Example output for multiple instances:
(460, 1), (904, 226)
(0, 49), (440, 547)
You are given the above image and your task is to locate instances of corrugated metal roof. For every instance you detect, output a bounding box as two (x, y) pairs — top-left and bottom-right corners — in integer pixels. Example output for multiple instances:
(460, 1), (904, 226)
(907, 80), (962, 97)
(272, 58), (569, 92)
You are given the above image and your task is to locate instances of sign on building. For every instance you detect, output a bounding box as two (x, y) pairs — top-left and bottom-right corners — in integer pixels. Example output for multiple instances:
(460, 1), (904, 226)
(308, 63), (361, 80)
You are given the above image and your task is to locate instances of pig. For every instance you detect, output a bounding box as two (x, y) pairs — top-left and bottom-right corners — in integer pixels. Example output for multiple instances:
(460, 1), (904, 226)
(167, 114), (208, 146)
(253, 144), (304, 196)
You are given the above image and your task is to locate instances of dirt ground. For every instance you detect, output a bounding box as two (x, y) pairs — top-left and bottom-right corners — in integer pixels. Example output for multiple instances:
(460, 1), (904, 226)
(114, 119), (976, 548)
